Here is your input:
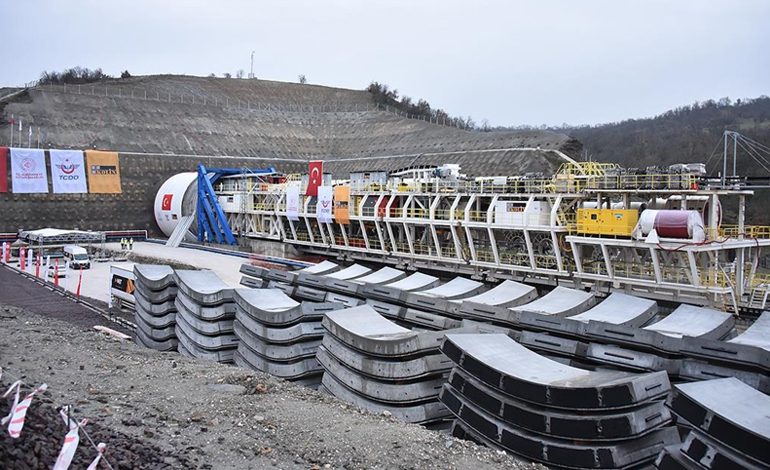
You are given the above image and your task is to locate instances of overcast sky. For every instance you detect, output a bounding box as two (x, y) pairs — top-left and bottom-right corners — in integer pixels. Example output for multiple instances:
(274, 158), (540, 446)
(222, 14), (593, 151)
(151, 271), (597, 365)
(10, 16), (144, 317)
(1, 0), (768, 126)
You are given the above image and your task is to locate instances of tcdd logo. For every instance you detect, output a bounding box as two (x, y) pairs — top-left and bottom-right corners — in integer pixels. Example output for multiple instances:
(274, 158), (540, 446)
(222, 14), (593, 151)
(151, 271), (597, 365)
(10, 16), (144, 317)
(20, 157), (36, 172)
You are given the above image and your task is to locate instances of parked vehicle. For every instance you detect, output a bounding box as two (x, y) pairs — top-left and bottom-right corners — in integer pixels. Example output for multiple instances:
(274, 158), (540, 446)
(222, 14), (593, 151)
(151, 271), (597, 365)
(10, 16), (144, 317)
(63, 245), (90, 269)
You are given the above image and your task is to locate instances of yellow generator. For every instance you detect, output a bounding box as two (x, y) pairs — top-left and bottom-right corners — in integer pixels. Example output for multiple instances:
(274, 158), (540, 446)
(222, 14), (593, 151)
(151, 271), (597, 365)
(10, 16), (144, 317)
(576, 209), (638, 237)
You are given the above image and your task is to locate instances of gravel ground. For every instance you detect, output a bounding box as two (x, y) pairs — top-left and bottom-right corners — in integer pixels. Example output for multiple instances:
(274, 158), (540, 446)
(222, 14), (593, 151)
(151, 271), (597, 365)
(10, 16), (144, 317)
(0, 304), (541, 470)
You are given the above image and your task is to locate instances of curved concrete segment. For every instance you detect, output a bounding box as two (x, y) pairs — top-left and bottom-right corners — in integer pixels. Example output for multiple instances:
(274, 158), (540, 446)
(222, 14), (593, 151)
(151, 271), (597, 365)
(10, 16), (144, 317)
(175, 326), (235, 363)
(133, 264), (176, 291)
(297, 263), (370, 288)
(234, 311), (325, 344)
(175, 290), (236, 321)
(322, 266), (396, 295)
(134, 307), (176, 329)
(360, 272), (440, 302)
(321, 334), (452, 381)
(324, 292), (363, 307)
(266, 280), (296, 297)
(588, 304), (735, 352)
(234, 320), (321, 361)
(294, 285), (328, 302)
(668, 378), (770, 466)
(234, 346), (322, 380)
(510, 286), (596, 318)
(320, 369), (451, 424)
(519, 292), (657, 338)
(239, 263), (269, 280)
(459, 280), (538, 318)
(234, 289), (342, 326)
(134, 313), (177, 341)
(441, 384), (679, 469)
(678, 360), (770, 394)
(351, 267), (406, 286)
(681, 430), (762, 470)
(586, 343), (681, 375)
(175, 314), (239, 350)
(441, 334), (670, 409)
(645, 305), (734, 339)
(175, 304), (234, 335)
(264, 260), (339, 283)
(240, 276), (266, 289)
(323, 305), (476, 358)
(405, 277), (486, 314)
(134, 282), (178, 304)
(446, 368), (671, 441)
(174, 269), (235, 305)
(134, 291), (177, 316)
(518, 331), (588, 359)
(681, 312), (770, 370)
(135, 327), (178, 352)
(317, 348), (445, 404)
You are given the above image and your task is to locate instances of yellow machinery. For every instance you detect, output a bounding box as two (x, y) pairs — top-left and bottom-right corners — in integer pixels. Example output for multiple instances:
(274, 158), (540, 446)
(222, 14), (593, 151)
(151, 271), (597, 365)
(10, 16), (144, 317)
(576, 209), (638, 237)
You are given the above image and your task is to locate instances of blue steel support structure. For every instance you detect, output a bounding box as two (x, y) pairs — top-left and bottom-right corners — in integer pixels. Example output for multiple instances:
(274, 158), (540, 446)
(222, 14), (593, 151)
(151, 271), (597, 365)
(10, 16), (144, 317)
(196, 164), (276, 246)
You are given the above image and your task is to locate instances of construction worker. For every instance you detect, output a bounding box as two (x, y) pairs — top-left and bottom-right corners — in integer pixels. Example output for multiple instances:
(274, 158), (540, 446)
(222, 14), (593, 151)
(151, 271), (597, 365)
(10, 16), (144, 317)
(129, 238), (134, 250)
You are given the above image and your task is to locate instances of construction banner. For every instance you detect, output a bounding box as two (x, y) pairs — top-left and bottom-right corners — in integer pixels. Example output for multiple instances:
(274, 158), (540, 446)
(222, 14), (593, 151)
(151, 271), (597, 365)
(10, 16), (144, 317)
(50, 149), (87, 193)
(10, 148), (48, 193)
(286, 185), (300, 221)
(334, 185), (350, 224)
(306, 160), (323, 197)
(85, 150), (122, 193)
(317, 186), (333, 223)
(0, 147), (7, 193)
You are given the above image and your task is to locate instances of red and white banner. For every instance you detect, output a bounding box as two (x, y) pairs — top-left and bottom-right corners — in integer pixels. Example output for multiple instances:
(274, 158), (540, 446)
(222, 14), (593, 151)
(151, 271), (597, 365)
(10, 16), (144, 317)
(1, 242), (7, 264)
(2, 380), (22, 428)
(317, 186), (333, 223)
(286, 185), (300, 221)
(50, 149), (87, 194)
(53, 406), (87, 470)
(10, 148), (48, 193)
(306, 160), (323, 197)
(6, 383), (47, 438)
(0, 147), (8, 193)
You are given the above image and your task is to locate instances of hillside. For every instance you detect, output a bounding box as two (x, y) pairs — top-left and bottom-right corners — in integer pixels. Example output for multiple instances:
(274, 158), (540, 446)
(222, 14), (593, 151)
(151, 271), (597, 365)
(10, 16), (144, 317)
(566, 96), (770, 223)
(0, 75), (579, 177)
(567, 97), (770, 172)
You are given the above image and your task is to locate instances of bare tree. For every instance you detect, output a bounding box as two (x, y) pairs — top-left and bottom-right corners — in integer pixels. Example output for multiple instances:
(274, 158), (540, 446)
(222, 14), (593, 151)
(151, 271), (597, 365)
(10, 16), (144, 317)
(298, 74), (307, 84)
(223, 72), (232, 79)
(236, 69), (245, 79)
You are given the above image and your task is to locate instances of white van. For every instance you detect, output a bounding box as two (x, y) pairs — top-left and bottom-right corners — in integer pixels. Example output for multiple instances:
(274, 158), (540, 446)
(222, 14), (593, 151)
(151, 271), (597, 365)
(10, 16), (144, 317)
(63, 245), (91, 269)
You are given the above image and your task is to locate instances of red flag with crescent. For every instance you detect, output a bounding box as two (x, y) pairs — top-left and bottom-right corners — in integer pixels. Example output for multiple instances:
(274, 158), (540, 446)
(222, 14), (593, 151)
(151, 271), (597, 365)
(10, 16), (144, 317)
(306, 160), (323, 197)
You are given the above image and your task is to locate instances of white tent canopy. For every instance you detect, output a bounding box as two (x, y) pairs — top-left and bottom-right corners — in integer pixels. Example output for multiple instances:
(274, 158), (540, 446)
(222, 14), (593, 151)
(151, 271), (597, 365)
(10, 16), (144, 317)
(19, 228), (104, 244)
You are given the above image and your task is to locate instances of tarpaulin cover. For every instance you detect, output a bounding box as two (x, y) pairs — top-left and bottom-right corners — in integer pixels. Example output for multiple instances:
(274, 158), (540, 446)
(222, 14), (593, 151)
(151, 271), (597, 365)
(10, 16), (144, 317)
(85, 150), (122, 193)
(10, 148), (48, 193)
(50, 149), (87, 193)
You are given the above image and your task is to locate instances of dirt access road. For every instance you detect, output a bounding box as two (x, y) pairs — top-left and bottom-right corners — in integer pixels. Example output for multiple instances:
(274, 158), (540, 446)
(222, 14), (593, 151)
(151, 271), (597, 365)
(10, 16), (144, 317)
(0, 302), (540, 469)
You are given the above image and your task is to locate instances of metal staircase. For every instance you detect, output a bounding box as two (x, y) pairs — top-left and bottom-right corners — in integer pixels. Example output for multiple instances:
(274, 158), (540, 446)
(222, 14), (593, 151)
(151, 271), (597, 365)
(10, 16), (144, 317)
(748, 284), (769, 310)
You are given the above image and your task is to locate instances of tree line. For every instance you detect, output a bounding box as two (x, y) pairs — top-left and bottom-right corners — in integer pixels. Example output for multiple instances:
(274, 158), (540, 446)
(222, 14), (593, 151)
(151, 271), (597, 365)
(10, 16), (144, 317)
(367, 82), (480, 130)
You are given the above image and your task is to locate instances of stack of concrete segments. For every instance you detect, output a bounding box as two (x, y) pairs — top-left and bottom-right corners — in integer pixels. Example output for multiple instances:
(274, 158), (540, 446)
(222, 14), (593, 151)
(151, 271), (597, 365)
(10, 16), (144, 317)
(264, 260), (341, 297)
(403, 277), (487, 316)
(457, 286), (596, 327)
(517, 292), (657, 358)
(318, 305), (489, 424)
(232, 288), (343, 386)
(440, 333), (679, 468)
(173, 269), (238, 363)
(457, 280), (538, 318)
(678, 311), (770, 389)
(365, 275), (486, 330)
(132, 264), (178, 351)
(321, 267), (407, 307)
(584, 304), (736, 376)
(238, 264), (267, 288)
(657, 377), (770, 468)
(293, 264), (372, 303)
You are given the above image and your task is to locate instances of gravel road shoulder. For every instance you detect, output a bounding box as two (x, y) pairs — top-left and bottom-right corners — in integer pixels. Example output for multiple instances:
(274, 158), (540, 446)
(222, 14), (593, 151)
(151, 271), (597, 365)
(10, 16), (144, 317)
(0, 304), (541, 469)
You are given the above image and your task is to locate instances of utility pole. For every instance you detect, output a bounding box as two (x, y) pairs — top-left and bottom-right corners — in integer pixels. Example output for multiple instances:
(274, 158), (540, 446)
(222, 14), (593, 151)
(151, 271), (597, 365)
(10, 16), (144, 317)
(249, 50), (255, 79)
(722, 131), (728, 187)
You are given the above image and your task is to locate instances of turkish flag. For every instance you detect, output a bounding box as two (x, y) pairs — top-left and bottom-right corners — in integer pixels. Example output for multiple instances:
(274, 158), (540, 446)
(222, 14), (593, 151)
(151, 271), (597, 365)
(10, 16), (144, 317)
(0, 147), (7, 193)
(306, 160), (323, 197)
(161, 193), (173, 211)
